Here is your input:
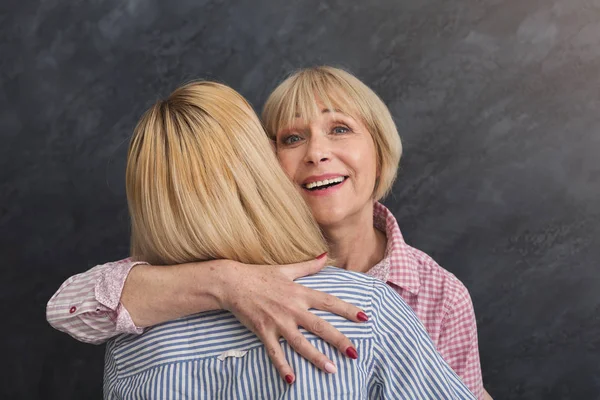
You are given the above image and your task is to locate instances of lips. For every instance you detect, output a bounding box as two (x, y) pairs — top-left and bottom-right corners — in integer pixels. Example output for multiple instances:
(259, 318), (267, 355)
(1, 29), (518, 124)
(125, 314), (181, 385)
(301, 175), (348, 191)
(304, 176), (346, 190)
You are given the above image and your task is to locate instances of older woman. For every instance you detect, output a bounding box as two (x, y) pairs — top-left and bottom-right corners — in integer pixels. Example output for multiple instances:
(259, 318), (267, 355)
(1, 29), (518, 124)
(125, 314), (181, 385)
(262, 67), (486, 398)
(101, 80), (472, 398)
(48, 67), (487, 398)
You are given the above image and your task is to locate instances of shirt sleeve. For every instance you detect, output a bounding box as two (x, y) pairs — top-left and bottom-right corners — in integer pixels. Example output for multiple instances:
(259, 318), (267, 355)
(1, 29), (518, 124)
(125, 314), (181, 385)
(369, 280), (477, 399)
(46, 258), (148, 344)
(438, 285), (485, 400)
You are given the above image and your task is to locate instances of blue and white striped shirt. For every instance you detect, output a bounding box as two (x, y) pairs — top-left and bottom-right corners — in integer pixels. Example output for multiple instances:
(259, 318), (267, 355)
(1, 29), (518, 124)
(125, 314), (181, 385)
(104, 267), (475, 399)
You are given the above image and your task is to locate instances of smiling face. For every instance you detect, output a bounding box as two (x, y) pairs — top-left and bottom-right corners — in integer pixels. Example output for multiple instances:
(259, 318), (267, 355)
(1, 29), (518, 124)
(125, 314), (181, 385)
(275, 103), (379, 227)
(262, 66), (403, 228)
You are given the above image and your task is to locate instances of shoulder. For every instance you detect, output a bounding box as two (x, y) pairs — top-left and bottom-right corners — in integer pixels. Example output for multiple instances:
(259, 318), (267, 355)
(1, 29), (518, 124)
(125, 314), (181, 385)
(408, 245), (474, 315)
(307, 269), (428, 343)
(375, 203), (473, 315)
(316, 268), (421, 324)
(297, 267), (415, 317)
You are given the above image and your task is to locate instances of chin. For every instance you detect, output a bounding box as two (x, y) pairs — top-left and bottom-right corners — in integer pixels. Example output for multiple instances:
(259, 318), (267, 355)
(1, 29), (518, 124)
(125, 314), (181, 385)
(311, 206), (350, 228)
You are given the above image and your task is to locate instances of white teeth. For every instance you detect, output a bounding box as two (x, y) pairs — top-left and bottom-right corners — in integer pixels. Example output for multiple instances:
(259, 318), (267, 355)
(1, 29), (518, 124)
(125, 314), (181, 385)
(305, 176), (345, 189)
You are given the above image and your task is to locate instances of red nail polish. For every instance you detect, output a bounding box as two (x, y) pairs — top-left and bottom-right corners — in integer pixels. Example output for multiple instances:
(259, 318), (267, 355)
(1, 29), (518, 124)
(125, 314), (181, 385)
(357, 311), (369, 322)
(316, 252), (327, 260)
(285, 374), (294, 384)
(346, 347), (358, 359)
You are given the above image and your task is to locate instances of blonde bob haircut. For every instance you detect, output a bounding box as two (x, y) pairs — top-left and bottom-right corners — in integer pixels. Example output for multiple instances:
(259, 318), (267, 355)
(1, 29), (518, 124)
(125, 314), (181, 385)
(262, 66), (402, 201)
(126, 81), (327, 266)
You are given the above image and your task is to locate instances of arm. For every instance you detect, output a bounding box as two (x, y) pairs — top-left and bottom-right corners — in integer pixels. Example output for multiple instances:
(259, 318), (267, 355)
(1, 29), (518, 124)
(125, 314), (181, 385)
(119, 261), (228, 327)
(47, 255), (367, 383)
(370, 281), (476, 399)
(46, 257), (236, 344)
(437, 287), (485, 400)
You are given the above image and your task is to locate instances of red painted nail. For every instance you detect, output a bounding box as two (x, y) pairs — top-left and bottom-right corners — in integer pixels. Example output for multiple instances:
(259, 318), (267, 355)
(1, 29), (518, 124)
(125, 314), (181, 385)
(357, 311), (369, 322)
(285, 374), (294, 384)
(346, 347), (358, 359)
(316, 252), (327, 260)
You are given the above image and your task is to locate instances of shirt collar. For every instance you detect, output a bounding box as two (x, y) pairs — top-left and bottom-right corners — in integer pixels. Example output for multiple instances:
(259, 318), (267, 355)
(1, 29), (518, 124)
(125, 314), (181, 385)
(368, 202), (421, 295)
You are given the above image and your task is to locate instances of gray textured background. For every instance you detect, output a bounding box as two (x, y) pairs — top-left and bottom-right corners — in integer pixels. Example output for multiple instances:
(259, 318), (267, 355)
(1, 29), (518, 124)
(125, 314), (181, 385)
(1, 0), (599, 398)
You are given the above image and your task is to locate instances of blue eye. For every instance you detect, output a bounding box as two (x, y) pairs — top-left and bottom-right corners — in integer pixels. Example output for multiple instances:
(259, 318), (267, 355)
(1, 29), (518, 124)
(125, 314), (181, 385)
(332, 126), (350, 134)
(282, 134), (303, 145)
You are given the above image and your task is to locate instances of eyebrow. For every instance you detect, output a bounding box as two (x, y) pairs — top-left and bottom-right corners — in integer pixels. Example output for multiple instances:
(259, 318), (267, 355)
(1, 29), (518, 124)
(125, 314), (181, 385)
(293, 108), (344, 118)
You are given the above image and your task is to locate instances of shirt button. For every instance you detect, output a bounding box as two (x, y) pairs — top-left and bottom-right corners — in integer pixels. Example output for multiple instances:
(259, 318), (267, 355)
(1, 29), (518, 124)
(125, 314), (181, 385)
(69, 306), (77, 314)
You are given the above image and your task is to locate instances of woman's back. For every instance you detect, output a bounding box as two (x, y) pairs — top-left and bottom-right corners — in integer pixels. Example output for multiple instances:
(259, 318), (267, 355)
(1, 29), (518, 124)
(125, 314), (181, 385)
(104, 267), (475, 400)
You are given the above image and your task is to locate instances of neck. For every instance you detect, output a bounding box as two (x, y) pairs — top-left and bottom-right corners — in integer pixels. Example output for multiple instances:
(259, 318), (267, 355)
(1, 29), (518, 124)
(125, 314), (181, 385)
(323, 203), (387, 273)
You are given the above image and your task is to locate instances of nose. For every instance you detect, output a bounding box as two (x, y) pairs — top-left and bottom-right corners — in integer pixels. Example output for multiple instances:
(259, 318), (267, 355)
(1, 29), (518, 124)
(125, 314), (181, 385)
(303, 129), (331, 165)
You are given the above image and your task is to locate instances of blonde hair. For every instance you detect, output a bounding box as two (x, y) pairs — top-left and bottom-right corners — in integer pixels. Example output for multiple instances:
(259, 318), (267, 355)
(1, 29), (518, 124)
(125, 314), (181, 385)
(126, 81), (327, 266)
(262, 66), (402, 201)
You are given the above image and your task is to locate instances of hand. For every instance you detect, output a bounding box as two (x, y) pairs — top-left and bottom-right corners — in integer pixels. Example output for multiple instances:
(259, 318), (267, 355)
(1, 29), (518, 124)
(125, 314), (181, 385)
(217, 254), (368, 384)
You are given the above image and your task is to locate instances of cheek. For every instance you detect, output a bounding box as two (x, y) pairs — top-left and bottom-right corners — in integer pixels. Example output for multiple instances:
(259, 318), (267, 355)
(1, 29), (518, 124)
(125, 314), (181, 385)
(276, 151), (300, 179)
(349, 146), (378, 182)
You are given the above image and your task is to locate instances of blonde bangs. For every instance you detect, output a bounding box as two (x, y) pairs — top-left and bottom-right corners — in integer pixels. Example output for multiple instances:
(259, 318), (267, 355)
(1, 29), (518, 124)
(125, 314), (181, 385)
(263, 68), (365, 140)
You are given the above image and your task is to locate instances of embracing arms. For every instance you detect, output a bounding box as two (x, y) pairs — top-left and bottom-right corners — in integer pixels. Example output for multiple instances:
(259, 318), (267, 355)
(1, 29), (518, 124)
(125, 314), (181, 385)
(47, 255), (366, 382)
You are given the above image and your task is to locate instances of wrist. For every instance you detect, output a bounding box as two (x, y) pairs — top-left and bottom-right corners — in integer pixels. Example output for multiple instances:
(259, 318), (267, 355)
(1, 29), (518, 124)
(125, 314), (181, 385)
(190, 259), (237, 312)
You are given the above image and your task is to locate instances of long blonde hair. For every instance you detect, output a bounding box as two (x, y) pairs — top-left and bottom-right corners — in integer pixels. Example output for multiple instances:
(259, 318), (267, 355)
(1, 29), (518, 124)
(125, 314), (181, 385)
(262, 66), (402, 201)
(126, 81), (327, 266)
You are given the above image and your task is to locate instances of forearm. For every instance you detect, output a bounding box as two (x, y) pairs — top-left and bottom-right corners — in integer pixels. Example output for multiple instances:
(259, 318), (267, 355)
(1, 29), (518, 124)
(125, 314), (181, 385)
(121, 260), (232, 328)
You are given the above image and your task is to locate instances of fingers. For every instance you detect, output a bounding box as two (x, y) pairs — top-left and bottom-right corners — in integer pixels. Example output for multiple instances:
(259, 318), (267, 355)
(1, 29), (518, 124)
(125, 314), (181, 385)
(279, 253), (328, 281)
(311, 291), (369, 323)
(297, 312), (358, 361)
(282, 328), (339, 375)
(261, 334), (296, 385)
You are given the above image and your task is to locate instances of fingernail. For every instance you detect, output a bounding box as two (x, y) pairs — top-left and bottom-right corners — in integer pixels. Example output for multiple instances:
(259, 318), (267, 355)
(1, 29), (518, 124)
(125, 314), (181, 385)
(346, 347), (358, 360)
(285, 374), (294, 384)
(324, 361), (337, 374)
(316, 252), (328, 260)
(357, 311), (369, 322)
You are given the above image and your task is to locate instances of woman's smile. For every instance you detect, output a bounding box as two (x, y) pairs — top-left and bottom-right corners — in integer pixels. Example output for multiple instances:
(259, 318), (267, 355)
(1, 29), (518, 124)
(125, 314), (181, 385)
(301, 174), (349, 196)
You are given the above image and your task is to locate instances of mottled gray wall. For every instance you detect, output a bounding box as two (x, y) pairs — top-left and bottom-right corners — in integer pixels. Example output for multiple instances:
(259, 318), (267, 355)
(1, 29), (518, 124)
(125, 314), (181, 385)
(2, 0), (599, 398)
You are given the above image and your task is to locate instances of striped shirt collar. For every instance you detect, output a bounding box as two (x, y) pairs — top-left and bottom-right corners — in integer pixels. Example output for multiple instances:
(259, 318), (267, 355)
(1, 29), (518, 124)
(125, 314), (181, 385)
(367, 202), (421, 295)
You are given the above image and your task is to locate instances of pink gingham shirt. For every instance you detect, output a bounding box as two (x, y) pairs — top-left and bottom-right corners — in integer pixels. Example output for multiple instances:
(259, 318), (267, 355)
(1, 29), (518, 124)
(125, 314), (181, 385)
(46, 202), (483, 398)
(366, 203), (484, 399)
